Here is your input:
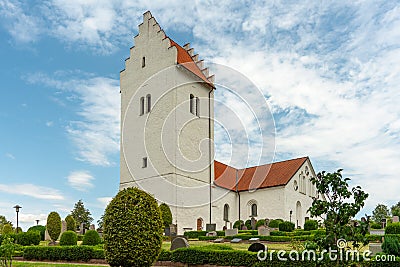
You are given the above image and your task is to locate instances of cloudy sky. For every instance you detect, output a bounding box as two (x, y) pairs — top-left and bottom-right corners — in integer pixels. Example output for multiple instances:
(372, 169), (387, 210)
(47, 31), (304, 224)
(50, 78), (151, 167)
(0, 0), (399, 229)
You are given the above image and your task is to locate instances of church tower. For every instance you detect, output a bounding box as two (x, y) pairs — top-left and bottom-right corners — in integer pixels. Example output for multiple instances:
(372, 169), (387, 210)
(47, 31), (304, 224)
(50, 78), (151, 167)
(120, 11), (215, 232)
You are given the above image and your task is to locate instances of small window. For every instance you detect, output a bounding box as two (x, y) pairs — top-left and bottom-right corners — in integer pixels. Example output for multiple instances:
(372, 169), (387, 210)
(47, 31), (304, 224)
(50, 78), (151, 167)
(140, 97), (145, 115)
(146, 94), (151, 113)
(223, 204), (229, 222)
(196, 97), (200, 116)
(251, 203), (257, 217)
(190, 94), (195, 114)
(142, 157), (147, 168)
(142, 57), (146, 68)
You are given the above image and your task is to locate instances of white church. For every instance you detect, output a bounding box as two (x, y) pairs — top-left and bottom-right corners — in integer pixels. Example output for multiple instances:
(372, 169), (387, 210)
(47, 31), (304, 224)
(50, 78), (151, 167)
(120, 11), (319, 234)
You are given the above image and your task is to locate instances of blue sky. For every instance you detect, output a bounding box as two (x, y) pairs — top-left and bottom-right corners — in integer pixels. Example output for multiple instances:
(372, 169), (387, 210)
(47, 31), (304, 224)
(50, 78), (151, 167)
(0, 1), (399, 229)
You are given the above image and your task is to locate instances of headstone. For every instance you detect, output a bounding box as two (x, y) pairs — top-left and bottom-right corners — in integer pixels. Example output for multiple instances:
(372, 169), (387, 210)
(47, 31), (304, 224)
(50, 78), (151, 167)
(61, 220), (67, 233)
(241, 225), (248, 230)
(249, 237), (260, 243)
(206, 231), (217, 237)
(170, 237), (189, 251)
(231, 238), (242, 243)
(225, 228), (238, 236)
(370, 229), (385, 235)
(265, 218), (270, 227)
(251, 217), (256, 230)
(170, 224), (177, 237)
(79, 223), (85, 235)
(45, 229), (51, 241)
(213, 238), (224, 243)
(258, 227), (270, 236)
(90, 224), (95, 230)
(393, 216), (399, 223)
(248, 242), (265, 252)
(164, 227), (171, 236)
(206, 224), (216, 232)
(369, 243), (382, 255)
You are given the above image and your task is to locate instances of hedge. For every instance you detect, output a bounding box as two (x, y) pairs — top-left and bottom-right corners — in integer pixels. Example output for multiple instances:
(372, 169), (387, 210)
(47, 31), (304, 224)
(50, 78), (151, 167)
(0, 232), (40, 246)
(385, 223), (400, 234)
(184, 230), (225, 239)
(23, 246), (98, 261)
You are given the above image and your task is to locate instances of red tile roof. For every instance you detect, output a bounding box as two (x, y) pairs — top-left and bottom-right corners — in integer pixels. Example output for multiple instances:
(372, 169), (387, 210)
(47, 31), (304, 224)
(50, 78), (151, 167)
(168, 38), (215, 88)
(214, 157), (308, 192)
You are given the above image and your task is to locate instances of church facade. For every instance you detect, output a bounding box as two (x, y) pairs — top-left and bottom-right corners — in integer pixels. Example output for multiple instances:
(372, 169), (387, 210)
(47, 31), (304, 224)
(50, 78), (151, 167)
(120, 11), (319, 234)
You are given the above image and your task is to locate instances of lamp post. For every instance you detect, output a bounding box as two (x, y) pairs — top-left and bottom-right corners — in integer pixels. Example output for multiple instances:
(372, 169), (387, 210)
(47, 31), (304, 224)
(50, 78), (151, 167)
(13, 205), (22, 233)
(289, 210), (293, 223)
(36, 220), (40, 226)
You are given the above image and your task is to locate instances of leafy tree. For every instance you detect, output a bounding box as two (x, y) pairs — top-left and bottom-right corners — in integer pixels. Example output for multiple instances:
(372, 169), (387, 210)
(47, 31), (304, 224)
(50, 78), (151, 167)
(308, 169), (369, 251)
(82, 230), (101, 246)
(372, 204), (390, 224)
(46, 211), (61, 243)
(1, 224), (13, 235)
(0, 236), (15, 267)
(159, 203), (172, 228)
(70, 200), (93, 230)
(27, 225), (46, 241)
(97, 214), (104, 230)
(65, 215), (76, 231)
(0, 216), (12, 234)
(391, 201), (400, 217)
(103, 187), (163, 267)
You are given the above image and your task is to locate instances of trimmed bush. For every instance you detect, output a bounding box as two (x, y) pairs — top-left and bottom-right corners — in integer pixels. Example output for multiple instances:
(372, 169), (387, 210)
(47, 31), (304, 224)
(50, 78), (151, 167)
(103, 187), (163, 267)
(233, 220), (244, 229)
(82, 230), (101, 246)
(183, 231), (207, 239)
(382, 235), (400, 256)
(370, 222), (382, 229)
(65, 215), (76, 231)
(157, 249), (172, 261)
(385, 222), (400, 234)
(159, 203), (173, 228)
(245, 219), (252, 229)
(256, 219), (265, 228)
(27, 225), (46, 241)
(268, 219), (283, 228)
(46, 211), (61, 242)
(60, 231), (78, 246)
(15, 231), (41, 246)
(304, 220), (318, 231)
(270, 231), (286, 236)
(279, 221), (295, 232)
(23, 246), (97, 261)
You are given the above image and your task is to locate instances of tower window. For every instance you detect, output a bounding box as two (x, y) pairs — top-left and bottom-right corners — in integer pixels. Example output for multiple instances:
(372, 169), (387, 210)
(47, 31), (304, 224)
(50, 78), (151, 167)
(140, 97), (145, 116)
(196, 97), (200, 116)
(142, 57), (146, 68)
(142, 157), (148, 168)
(146, 94), (151, 113)
(190, 94), (195, 114)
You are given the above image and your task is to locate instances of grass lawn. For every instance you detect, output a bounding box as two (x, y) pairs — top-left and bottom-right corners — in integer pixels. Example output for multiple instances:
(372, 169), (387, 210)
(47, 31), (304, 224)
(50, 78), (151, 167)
(13, 262), (107, 267)
(162, 240), (292, 251)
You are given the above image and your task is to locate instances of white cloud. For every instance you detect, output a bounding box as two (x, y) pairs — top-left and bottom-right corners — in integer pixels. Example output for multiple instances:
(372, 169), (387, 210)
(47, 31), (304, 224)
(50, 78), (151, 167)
(19, 213), (47, 223)
(0, 184), (64, 200)
(67, 170), (94, 191)
(45, 121), (54, 127)
(5, 153), (15, 160)
(97, 197), (112, 208)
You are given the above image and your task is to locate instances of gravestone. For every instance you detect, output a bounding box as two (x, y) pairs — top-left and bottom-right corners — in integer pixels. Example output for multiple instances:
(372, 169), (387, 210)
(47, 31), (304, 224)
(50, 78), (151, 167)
(393, 216), (399, 223)
(45, 229), (51, 241)
(248, 242), (265, 252)
(265, 218), (270, 227)
(170, 237), (189, 251)
(90, 224), (95, 230)
(231, 238), (242, 243)
(249, 237), (260, 243)
(225, 228), (238, 236)
(206, 223), (216, 231)
(170, 224), (177, 237)
(79, 223), (86, 235)
(164, 227), (171, 236)
(241, 225), (248, 230)
(369, 243), (382, 255)
(258, 226), (270, 236)
(251, 217), (256, 230)
(206, 231), (217, 237)
(61, 220), (67, 233)
(214, 238), (224, 243)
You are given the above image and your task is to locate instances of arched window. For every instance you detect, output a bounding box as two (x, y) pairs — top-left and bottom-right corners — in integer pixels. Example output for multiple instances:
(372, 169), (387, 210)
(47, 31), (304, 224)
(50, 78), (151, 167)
(140, 97), (145, 115)
(196, 97), (200, 116)
(190, 94), (195, 114)
(223, 204), (229, 222)
(142, 56), (146, 68)
(146, 94), (151, 113)
(251, 203), (257, 217)
(302, 176), (306, 194)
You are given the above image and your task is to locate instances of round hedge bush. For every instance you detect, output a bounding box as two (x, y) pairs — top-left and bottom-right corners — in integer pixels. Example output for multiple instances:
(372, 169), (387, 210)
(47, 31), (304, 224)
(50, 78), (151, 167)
(59, 230), (78, 246)
(385, 222), (400, 234)
(269, 219), (284, 228)
(65, 215), (76, 231)
(256, 219), (266, 228)
(82, 230), (101, 246)
(103, 187), (163, 267)
(278, 221), (295, 232)
(159, 203), (172, 228)
(47, 211), (61, 242)
(304, 220), (318, 231)
(233, 220), (244, 229)
(27, 225), (46, 241)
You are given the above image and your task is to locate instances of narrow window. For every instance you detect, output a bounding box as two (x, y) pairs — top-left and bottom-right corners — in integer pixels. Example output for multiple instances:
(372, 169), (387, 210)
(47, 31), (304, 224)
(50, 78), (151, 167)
(140, 97), (145, 115)
(196, 97), (200, 116)
(251, 203), (257, 217)
(223, 204), (229, 222)
(190, 94), (195, 114)
(142, 57), (146, 68)
(146, 94), (151, 113)
(142, 157), (147, 168)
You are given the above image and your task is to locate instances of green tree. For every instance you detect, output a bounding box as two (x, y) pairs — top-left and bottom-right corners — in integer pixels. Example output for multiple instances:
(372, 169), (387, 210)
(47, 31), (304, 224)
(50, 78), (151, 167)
(159, 203), (172, 228)
(1, 224), (13, 235)
(0, 216), (12, 234)
(65, 215), (76, 231)
(70, 200), (93, 230)
(0, 236), (15, 267)
(27, 225), (46, 241)
(372, 204), (390, 224)
(97, 214), (104, 230)
(103, 187), (163, 267)
(308, 169), (369, 251)
(46, 211), (61, 243)
(391, 201), (400, 217)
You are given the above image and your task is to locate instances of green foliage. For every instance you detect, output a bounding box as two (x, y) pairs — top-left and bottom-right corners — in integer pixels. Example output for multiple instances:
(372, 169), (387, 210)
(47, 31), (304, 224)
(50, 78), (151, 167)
(233, 220), (244, 229)
(270, 231), (286, 236)
(391, 201), (400, 217)
(59, 231), (78, 246)
(65, 215), (76, 231)
(385, 222), (400, 234)
(0, 216), (12, 235)
(23, 246), (101, 261)
(256, 219), (266, 228)
(159, 203), (173, 228)
(27, 225), (46, 241)
(157, 249), (172, 261)
(308, 169), (369, 251)
(71, 199), (93, 230)
(372, 204), (390, 224)
(0, 236), (15, 267)
(97, 214), (104, 230)
(304, 220), (318, 231)
(370, 222), (382, 229)
(268, 219), (284, 228)
(279, 221), (295, 232)
(15, 231), (40, 246)
(46, 211), (61, 242)
(245, 219), (252, 229)
(1, 225), (12, 235)
(82, 230), (101, 246)
(382, 235), (400, 256)
(103, 187), (163, 267)
(183, 231), (207, 239)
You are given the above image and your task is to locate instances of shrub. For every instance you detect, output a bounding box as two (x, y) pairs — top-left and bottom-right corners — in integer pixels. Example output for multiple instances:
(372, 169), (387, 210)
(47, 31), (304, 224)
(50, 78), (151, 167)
(77, 234), (84, 241)
(27, 225), (46, 241)
(183, 231), (207, 239)
(233, 220), (244, 229)
(268, 219), (283, 228)
(103, 187), (163, 267)
(159, 203), (172, 228)
(82, 230), (101, 246)
(157, 249), (172, 261)
(59, 231), (78, 246)
(23, 246), (98, 261)
(1, 224), (13, 235)
(385, 222), (400, 234)
(15, 231), (41, 246)
(370, 222), (382, 229)
(256, 219), (266, 228)
(245, 219), (252, 229)
(65, 215), (76, 231)
(382, 235), (400, 256)
(270, 231), (286, 236)
(279, 221), (295, 232)
(304, 220), (318, 231)
(46, 211), (61, 242)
